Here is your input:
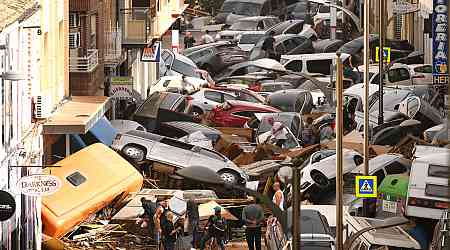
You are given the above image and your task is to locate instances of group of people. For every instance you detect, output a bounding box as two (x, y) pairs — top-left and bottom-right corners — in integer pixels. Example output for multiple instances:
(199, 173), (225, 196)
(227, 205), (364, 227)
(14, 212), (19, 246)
(183, 30), (215, 49)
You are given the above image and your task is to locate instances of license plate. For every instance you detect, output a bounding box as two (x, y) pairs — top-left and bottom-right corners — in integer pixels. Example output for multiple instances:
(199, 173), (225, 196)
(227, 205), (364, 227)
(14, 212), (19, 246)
(382, 200), (397, 213)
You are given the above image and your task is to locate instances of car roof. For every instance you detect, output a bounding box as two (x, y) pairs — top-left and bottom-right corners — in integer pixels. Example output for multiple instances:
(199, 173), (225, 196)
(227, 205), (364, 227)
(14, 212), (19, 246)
(237, 16), (278, 21)
(343, 83), (379, 98)
(227, 100), (280, 110)
(281, 52), (350, 61)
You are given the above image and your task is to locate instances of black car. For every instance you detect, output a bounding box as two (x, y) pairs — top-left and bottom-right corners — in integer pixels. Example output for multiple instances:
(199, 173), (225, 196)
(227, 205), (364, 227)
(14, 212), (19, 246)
(183, 43), (248, 77)
(249, 34), (314, 61)
(266, 89), (314, 114)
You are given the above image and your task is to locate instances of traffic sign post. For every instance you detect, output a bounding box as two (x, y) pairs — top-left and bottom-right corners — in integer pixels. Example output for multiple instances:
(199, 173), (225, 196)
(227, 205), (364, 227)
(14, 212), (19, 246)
(355, 176), (378, 198)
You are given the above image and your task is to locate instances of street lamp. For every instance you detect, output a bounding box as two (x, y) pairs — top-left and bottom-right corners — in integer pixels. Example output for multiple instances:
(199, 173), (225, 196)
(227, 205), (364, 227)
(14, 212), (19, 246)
(343, 216), (410, 249)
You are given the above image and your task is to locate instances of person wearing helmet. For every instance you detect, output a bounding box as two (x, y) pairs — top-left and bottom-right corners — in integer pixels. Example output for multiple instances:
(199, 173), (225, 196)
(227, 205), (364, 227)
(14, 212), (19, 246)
(199, 206), (227, 250)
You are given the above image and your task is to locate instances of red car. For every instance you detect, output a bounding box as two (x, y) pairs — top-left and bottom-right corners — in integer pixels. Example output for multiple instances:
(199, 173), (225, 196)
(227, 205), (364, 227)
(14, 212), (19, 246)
(208, 100), (281, 127)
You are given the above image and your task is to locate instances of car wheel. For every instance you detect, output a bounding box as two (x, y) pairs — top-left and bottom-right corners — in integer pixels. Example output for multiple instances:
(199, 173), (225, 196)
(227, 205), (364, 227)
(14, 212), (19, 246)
(310, 170), (330, 188)
(219, 171), (239, 184)
(122, 145), (145, 162)
(191, 107), (204, 117)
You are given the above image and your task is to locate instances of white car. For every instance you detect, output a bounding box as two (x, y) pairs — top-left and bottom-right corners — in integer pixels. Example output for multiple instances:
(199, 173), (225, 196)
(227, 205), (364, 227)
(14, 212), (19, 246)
(237, 31), (266, 52)
(189, 88), (239, 116)
(148, 75), (207, 95)
(301, 149), (363, 191)
(355, 63), (433, 86)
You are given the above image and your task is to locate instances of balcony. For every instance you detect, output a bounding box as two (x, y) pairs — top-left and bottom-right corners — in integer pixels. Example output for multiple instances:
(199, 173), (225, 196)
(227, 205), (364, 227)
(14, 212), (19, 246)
(119, 7), (151, 47)
(69, 49), (99, 73)
(104, 30), (126, 67)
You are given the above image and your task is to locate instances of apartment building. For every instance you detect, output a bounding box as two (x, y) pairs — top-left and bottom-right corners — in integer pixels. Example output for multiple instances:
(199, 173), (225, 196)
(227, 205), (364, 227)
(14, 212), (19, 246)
(0, 0), (68, 249)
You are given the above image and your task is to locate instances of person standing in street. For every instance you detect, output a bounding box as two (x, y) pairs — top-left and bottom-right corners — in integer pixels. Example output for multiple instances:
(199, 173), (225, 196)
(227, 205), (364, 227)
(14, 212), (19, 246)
(200, 30), (215, 44)
(261, 31), (276, 59)
(184, 32), (196, 49)
(272, 182), (284, 211)
(242, 201), (265, 250)
(161, 211), (183, 250)
(153, 200), (170, 250)
(187, 199), (200, 248)
(200, 206), (227, 250)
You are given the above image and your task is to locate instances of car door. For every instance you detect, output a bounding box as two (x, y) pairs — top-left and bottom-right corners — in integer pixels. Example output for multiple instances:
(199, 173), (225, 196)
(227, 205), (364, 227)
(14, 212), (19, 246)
(203, 90), (224, 111)
(149, 138), (193, 168)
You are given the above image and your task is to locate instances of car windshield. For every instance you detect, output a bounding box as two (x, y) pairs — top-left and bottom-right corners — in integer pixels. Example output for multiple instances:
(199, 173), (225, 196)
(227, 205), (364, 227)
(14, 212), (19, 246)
(231, 20), (259, 31)
(221, 2), (261, 16)
(258, 115), (295, 134)
(172, 60), (200, 77)
(239, 34), (265, 44)
(369, 90), (410, 112)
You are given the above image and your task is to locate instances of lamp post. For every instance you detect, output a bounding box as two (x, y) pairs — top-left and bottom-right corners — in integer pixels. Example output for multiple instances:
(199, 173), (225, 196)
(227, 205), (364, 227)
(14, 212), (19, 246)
(335, 52), (344, 250)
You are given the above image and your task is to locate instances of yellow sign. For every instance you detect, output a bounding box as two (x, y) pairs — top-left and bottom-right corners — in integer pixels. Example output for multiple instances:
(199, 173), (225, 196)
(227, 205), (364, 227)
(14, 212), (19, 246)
(355, 176), (377, 198)
(375, 47), (391, 63)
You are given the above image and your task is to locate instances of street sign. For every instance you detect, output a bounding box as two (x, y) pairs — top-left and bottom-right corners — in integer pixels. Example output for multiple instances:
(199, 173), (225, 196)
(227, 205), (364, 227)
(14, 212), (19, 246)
(375, 47), (391, 63)
(392, 0), (419, 14)
(355, 176), (377, 198)
(432, 0), (448, 85)
(141, 41), (161, 62)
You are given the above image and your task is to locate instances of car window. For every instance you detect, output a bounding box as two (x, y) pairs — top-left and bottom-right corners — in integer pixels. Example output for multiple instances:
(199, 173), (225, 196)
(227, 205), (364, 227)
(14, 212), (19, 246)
(385, 161), (407, 175)
(173, 98), (187, 113)
(204, 90), (223, 103)
(172, 60), (199, 77)
(428, 164), (449, 178)
(425, 184), (450, 198)
(162, 50), (174, 66)
(306, 59), (332, 75)
(285, 60), (303, 72)
(295, 93), (306, 112)
(413, 65), (432, 73)
(223, 93), (237, 101)
(285, 23), (303, 34)
(257, 21), (265, 30)
(388, 68), (410, 82)
(275, 44), (285, 54)
(374, 169), (386, 184)
(160, 137), (193, 150)
(233, 111), (256, 118)
(237, 92), (259, 103)
(406, 97), (420, 117)
(283, 38), (299, 52)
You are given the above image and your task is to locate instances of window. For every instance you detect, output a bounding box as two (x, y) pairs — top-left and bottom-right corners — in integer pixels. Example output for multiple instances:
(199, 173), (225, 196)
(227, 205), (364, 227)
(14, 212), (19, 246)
(306, 59), (332, 75)
(283, 39), (298, 52)
(66, 172), (87, 187)
(286, 23), (303, 34)
(425, 184), (450, 198)
(223, 93), (236, 101)
(295, 93), (306, 112)
(160, 138), (193, 150)
(69, 32), (80, 49)
(204, 91), (223, 103)
(285, 60), (303, 72)
(428, 164), (449, 178)
(236, 92), (258, 103)
(373, 169), (386, 184)
(233, 111), (256, 117)
(275, 44), (285, 54)
(414, 65), (432, 73)
(69, 13), (79, 28)
(388, 68), (410, 82)
(385, 161), (407, 175)
(406, 97), (419, 117)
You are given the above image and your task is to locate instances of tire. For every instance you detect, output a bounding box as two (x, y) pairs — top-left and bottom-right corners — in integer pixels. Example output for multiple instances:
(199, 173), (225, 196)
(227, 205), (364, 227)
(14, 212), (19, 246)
(122, 145), (146, 162)
(310, 170), (330, 188)
(191, 107), (204, 117)
(218, 170), (239, 185)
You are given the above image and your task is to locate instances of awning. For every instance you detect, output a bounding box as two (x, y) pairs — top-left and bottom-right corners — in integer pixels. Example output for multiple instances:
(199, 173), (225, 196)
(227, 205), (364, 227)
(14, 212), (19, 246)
(43, 96), (111, 134)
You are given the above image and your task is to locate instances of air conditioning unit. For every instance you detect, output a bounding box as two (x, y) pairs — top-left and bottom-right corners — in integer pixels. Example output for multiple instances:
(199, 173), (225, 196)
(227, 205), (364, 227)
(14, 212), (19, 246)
(34, 95), (53, 119)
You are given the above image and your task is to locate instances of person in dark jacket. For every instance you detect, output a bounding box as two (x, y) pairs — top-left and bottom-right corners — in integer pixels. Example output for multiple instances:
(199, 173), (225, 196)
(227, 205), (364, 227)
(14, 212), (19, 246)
(200, 206), (227, 250)
(161, 211), (183, 250)
(184, 32), (196, 49)
(262, 31), (276, 59)
(187, 199), (200, 248)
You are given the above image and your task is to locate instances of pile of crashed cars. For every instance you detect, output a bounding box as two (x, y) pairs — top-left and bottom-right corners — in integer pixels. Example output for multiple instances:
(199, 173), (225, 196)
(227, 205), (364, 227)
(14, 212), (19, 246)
(43, 8), (448, 250)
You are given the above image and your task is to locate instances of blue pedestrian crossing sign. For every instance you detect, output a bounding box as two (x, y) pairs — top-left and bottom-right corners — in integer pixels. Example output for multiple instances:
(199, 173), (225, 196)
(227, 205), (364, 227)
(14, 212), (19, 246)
(375, 47), (391, 63)
(355, 176), (377, 198)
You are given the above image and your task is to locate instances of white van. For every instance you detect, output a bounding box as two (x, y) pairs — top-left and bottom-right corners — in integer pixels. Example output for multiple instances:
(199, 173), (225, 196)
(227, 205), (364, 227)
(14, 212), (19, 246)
(405, 146), (450, 220)
(280, 52), (350, 76)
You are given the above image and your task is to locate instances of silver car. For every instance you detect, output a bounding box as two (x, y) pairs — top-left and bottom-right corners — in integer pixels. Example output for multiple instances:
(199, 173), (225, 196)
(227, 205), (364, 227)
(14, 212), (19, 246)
(111, 130), (248, 185)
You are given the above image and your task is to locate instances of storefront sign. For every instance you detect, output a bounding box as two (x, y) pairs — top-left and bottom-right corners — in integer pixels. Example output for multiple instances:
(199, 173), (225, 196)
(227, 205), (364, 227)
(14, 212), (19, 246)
(110, 77), (134, 99)
(16, 174), (61, 196)
(0, 191), (16, 221)
(432, 0), (448, 85)
(141, 41), (161, 62)
(392, 0), (419, 14)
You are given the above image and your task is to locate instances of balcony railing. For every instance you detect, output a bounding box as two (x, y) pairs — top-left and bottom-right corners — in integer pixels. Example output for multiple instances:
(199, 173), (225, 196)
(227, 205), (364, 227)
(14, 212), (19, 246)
(104, 30), (125, 67)
(119, 7), (151, 46)
(69, 49), (99, 72)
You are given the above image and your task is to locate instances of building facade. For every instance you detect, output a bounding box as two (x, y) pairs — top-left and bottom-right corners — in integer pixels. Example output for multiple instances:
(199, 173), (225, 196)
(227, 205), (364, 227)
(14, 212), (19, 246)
(0, 0), (68, 249)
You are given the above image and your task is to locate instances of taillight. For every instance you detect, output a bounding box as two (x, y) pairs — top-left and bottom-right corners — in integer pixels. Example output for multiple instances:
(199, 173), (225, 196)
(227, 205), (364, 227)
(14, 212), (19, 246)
(330, 121), (336, 130)
(435, 202), (449, 209)
(408, 197), (449, 209)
